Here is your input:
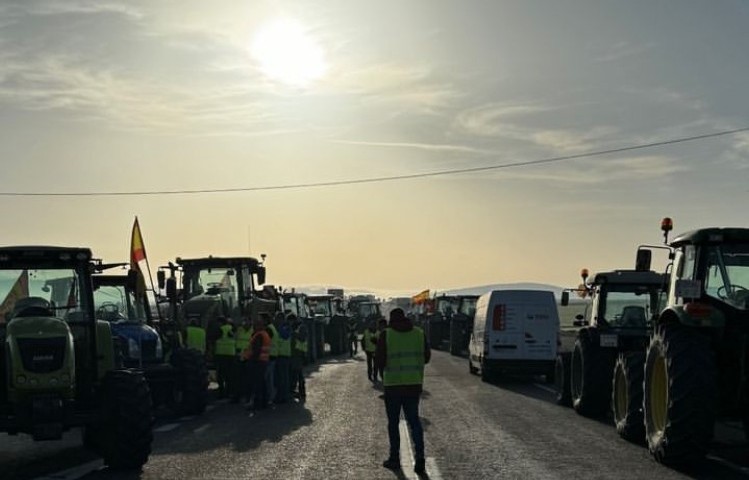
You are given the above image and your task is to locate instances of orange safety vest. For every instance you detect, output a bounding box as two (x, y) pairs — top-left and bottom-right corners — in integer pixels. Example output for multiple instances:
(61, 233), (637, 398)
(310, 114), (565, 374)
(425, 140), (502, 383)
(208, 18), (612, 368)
(243, 329), (271, 362)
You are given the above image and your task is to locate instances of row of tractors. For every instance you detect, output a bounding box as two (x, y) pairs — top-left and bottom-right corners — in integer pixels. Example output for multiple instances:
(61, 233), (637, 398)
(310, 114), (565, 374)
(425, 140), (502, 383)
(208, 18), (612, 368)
(0, 246), (381, 471)
(553, 218), (749, 466)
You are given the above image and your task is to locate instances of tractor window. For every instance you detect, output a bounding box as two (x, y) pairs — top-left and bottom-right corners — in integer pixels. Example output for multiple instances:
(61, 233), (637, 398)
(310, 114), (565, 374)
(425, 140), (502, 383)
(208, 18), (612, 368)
(704, 245), (749, 310)
(602, 289), (658, 328)
(459, 298), (477, 316)
(0, 269), (85, 323)
(311, 300), (331, 316)
(93, 285), (146, 323)
(183, 267), (239, 310)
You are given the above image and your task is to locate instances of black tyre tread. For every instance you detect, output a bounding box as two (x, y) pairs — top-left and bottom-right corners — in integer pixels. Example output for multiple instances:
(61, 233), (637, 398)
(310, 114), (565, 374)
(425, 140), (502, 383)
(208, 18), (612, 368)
(644, 323), (717, 465)
(99, 369), (153, 470)
(613, 352), (645, 442)
(171, 348), (209, 415)
(571, 328), (615, 417)
(555, 352), (572, 406)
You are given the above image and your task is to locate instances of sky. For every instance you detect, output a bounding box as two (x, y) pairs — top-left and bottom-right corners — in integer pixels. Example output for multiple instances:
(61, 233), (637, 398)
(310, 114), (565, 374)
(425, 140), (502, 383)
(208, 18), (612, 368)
(0, 0), (748, 297)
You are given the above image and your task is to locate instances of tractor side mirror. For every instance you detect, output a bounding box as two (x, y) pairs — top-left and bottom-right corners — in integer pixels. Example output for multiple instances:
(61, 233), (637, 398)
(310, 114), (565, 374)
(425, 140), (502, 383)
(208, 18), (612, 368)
(257, 266), (266, 286)
(166, 277), (177, 300)
(573, 314), (585, 327)
(561, 291), (570, 306)
(157, 270), (166, 290)
(636, 248), (652, 272)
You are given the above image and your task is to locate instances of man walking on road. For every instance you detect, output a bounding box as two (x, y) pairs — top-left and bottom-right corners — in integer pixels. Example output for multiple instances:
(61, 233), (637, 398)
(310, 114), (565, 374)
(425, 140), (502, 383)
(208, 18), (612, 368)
(376, 308), (430, 475)
(362, 320), (378, 381)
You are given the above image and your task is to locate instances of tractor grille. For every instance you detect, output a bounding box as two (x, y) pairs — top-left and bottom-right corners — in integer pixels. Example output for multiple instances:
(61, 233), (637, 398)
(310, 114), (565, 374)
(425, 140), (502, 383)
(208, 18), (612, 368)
(140, 339), (157, 361)
(16, 337), (66, 374)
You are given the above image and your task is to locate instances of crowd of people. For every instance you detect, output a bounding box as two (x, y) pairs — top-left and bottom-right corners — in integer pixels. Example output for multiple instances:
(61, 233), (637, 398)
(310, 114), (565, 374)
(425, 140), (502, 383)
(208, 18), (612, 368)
(186, 311), (309, 411)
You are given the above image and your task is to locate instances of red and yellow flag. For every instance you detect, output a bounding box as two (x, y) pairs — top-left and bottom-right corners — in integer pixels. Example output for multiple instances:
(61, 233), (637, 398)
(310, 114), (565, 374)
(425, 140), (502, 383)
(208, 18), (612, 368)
(411, 289), (430, 304)
(130, 216), (147, 267)
(0, 270), (29, 323)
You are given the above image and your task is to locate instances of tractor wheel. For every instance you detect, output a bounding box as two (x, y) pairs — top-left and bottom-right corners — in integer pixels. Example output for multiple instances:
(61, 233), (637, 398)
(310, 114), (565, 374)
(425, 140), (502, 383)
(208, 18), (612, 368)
(644, 323), (717, 465)
(612, 352), (645, 443)
(95, 369), (153, 470)
(170, 348), (209, 416)
(571, 328), (614, 417)
(554, 352), (572, 406)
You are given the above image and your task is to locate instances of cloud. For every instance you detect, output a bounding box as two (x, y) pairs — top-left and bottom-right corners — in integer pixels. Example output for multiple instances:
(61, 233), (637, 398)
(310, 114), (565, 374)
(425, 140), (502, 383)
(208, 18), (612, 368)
(594, 41), (653, 62)
(331, 139), (492, 155)
(455, 102), (618, 152)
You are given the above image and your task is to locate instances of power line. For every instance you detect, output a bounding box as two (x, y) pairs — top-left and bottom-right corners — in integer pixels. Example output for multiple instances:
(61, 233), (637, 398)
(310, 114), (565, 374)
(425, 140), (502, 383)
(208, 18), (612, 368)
(3, 126), (748, 197)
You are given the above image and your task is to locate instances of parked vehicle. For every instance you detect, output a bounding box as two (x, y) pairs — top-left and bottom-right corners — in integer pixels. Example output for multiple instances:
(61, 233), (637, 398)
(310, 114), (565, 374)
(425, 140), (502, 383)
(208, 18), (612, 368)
(468, 290), (559, 382)
(638, 218), (749, 464)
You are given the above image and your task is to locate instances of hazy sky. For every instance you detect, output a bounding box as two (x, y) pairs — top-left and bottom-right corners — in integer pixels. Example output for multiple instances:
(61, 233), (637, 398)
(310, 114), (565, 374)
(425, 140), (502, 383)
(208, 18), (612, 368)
(1, 0), (747, 295)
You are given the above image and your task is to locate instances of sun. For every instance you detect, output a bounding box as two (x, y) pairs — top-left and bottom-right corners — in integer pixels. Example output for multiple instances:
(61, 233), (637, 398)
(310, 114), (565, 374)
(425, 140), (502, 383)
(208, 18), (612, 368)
(251, 19), (327, 87)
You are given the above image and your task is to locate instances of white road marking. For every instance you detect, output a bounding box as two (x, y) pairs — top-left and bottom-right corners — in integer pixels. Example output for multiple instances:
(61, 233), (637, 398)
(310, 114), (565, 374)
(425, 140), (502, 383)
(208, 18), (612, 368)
(706, 455), (749, 475)
(193, 423), (211, 434)
(533, 383), (557, 395)
(399, 417), (444, 479)
(399, 419), (416, 478)
(33, 460), (104, 480)
(153, 422), (181, 433)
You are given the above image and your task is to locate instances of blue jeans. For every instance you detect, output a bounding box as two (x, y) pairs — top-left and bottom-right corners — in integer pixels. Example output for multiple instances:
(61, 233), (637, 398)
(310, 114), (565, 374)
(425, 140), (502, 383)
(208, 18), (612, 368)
(385, 394), (424, 461)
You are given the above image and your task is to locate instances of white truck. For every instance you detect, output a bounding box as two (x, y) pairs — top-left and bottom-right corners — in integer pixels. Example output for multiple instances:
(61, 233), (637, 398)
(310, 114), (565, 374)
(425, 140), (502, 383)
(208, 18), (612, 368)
(468, 290), (559, 382)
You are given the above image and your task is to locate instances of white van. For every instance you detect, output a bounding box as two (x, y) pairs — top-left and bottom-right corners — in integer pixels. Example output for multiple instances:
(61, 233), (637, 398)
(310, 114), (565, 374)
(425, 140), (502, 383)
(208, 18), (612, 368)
(468, 290), (559, 381)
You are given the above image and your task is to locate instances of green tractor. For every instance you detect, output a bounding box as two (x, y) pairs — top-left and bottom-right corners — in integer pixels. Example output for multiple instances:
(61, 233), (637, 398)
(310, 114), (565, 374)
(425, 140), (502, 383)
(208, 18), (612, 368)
(93, 268), (208, 415)
(556, 267), (667, 443)
(0, 246), (152, 470)
(638, 219), (749, 464)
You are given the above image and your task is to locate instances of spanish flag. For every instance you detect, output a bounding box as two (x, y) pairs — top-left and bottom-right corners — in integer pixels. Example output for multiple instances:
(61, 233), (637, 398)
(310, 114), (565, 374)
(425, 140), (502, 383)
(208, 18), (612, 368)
(0, 270), (29, 323)
(130, 216), (147, 266)
(411, 289), (430, 304)
(130, 217), (148, 295)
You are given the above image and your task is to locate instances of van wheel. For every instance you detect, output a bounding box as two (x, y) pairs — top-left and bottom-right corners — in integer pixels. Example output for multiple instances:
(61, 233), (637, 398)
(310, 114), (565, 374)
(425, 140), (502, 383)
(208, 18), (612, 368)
(571, 327), (614, 417)
(480, 361), (493, 383)
(554, 353), (572, 406)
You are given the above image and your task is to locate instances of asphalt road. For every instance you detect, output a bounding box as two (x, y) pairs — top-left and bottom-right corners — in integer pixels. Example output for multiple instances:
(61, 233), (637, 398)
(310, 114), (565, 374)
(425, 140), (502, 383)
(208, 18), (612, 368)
(3, 351), (749, 480)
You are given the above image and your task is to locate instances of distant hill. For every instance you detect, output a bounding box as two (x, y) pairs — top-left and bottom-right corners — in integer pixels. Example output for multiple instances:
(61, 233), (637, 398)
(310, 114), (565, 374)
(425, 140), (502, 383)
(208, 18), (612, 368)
(293, 282), (570, 300)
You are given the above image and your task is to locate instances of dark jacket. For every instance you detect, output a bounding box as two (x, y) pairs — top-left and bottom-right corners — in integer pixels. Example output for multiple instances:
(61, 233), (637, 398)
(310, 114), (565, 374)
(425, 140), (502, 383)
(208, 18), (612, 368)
(375, 316), (430, 396)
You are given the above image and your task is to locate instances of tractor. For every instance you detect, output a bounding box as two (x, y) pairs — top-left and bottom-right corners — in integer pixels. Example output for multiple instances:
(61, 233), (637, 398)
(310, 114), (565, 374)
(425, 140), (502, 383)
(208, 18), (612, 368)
(637, 218), (749, 464)
(308, 294), (348, 356)
(93, 268), (208, 415)
(556, 267), (667, 444)
(0, 246), (152, 469)
(281, 292), (319, 363)
(157, 256), (277, 365)
(448, 295), (479, 356)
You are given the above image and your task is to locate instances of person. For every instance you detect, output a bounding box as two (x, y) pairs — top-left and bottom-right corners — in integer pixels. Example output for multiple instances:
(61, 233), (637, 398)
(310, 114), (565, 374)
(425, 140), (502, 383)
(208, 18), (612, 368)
(348, 317), (359, 357)
(265, 313), (279, 404)
(242, 313), (271, 411)
(214, 317), (236, 399)
(275, 312), (292, 404)
(185, 318), (206, 354)
(376, 308), (430, 475)
(362, 320), (378, 381)
(232, 316), (254, 403)
(289, 314), (307, 400)
(375, 318), (387, 382)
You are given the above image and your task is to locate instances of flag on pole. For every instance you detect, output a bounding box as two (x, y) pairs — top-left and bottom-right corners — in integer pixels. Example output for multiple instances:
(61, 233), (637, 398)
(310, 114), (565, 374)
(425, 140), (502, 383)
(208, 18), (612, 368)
(130, 217), (148, 296)
(411, 289), (430, 304)
(0, 270), (29, 323)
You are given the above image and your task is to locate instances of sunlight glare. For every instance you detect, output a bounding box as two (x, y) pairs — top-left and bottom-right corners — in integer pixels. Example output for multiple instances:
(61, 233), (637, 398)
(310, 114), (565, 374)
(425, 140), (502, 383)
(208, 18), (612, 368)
(251, 19), (327, 87)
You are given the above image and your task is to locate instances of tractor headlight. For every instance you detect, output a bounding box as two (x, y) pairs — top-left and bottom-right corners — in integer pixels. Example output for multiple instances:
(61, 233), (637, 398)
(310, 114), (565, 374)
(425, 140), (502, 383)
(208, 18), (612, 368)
(128, 338), (141, 359)
(16, 375), (27, 385)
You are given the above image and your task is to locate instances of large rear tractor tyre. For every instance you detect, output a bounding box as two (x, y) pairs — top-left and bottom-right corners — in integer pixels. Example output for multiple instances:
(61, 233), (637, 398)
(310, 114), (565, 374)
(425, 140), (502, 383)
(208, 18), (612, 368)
(644, 323), (717, 465)
(554, 352), (572, 406)
(612, 352), (645, 443)
(170, 348), (209, 416)
(571, 328), (615, 417)
(95, 370), (153, 470)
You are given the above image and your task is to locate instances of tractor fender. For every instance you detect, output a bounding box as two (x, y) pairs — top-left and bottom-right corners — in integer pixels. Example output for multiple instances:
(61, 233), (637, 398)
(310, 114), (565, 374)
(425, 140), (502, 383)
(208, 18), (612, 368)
(659, 305), (725, 329)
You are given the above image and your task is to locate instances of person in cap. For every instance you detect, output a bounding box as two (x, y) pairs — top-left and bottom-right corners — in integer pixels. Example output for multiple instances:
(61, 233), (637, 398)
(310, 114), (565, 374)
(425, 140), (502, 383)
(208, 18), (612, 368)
(376, 308), (431, 475)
